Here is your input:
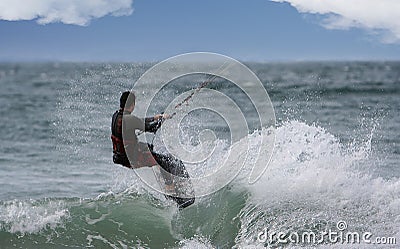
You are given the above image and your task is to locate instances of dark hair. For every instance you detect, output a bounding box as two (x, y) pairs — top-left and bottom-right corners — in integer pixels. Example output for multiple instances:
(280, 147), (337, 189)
(120, 91), (136, 109)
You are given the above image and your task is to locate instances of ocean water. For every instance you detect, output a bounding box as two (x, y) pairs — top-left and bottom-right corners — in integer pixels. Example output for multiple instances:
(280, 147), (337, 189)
(0, 61), (399, 248)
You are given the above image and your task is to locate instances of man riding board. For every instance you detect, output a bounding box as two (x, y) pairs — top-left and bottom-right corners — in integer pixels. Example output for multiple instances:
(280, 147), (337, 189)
(111, 91), (195, 209)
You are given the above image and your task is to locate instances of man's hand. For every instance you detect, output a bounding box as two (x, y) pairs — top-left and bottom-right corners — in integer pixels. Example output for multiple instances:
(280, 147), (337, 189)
(154, 113), (171, 120)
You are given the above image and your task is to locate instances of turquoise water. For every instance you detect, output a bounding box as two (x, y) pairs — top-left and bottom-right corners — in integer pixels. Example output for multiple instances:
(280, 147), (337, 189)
(0, 62), (399, 248)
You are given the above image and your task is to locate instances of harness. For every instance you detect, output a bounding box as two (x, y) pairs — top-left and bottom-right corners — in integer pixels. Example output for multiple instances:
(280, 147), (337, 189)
(111, 110), (125, 154)
(111, 110), (136, 167)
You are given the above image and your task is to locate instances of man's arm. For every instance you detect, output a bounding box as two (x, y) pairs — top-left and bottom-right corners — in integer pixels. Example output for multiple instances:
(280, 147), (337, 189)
(127, 114), (169, 133)
(144, 117), (155, 123)
(144, 117), (160, 133)
(144, 114), (170, 133)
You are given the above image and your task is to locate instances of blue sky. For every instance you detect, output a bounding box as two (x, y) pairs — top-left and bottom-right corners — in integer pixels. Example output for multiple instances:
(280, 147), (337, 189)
(0, 0), (399, 62)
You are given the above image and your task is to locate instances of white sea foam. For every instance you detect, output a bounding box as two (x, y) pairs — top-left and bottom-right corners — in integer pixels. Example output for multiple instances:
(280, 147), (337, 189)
(232, 120), (400, 247)
(177, 235), (215, 249)
(0, 199), (69, 234)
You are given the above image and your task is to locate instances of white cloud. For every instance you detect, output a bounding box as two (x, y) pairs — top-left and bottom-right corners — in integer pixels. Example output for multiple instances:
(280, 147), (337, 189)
(0, 0), (134, 26)
(270, 0), (400, 43)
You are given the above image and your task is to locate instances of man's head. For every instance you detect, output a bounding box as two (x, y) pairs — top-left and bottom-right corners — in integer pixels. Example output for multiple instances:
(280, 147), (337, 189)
(120, 91), (136, 111)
